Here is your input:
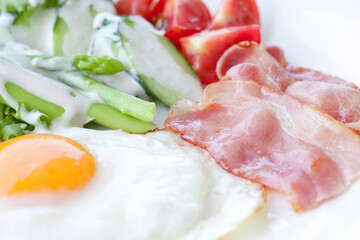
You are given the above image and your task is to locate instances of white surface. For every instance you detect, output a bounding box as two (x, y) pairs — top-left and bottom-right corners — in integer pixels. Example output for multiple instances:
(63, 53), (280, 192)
(201, 0), (360, 239)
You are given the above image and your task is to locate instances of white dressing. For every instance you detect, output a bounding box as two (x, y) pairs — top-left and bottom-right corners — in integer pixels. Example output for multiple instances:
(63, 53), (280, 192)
(92, 13), (203, 106)
(0, 13), (15, 49)
(1, 46), (149, 103)
(58, 0), (115, 56)
(28, 0), (45, 7)
(92, 72), (150, 100)
(10, 8), (57, 55)
(0, 12), (14, 27)
(0, 57), (96, 129)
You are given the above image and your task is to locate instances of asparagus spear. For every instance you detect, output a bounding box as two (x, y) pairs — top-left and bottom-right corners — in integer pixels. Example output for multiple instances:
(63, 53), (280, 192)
(1, 52), (156, 122)
(0, 56), (156, 133)
(88, 104), (156, 134)
(73, 54), (125, 75)
(30, 54), (125, 74)
(7, 82), (156, 133)
(58, 74), (156, 122)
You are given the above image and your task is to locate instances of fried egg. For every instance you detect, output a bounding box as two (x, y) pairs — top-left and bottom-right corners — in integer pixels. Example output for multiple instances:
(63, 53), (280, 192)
(0, 128), (264, 240)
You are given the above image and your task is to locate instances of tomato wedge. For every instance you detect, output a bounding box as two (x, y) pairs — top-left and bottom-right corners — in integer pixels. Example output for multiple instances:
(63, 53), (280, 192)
(115, 0), (166, 21)
(115, 0), (152, 18)
(209, 0), (260, 30)
(180, 25), (261, 84)
(162, 0), (211, 48)
(148, 0), (167, 22)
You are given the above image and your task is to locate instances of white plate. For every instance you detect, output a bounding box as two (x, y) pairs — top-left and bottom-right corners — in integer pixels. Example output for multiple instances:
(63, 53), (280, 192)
(200, 0), (360, 239)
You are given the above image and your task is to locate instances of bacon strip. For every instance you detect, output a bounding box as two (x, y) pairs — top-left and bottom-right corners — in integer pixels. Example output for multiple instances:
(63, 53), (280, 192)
(265, 46), (287, 67)
(285, 65), (347, 85)
(165, 80), (360, 211)
(216, 42), (295, 91)
(265, 46), (347, 85)
(285, 81), (360, 130)
(218, 42), (360, 128)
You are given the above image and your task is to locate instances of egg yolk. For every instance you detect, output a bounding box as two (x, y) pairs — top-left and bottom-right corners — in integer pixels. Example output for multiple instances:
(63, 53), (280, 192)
(0, 134), (95, 196)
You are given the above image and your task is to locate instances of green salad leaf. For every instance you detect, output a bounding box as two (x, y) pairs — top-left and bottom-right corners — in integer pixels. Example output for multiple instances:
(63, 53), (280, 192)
(0, 0), (60, 13)
(0, 103), (34, 140)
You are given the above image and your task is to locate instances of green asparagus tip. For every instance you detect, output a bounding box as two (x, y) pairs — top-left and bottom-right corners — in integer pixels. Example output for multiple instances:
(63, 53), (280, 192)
(73, 55), (125, 75)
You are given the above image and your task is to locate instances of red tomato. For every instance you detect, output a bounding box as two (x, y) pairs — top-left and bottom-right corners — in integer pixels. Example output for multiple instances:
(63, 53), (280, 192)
(148, 0), (167, 22)
(180, 25), (261, 84)
(115, 0), (153, 18)
(209, 0), (260, 30)
(115, 0), (166, 21)
(162, 0), (211, 48)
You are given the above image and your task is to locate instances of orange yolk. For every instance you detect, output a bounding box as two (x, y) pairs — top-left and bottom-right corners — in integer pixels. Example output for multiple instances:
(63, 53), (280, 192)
(0, 134), (95, 196)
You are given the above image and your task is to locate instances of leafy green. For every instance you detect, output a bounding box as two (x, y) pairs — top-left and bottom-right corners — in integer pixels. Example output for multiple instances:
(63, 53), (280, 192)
(0, 0), (28, 13)
(42, 0), (59, 8)
(73, 54), (125, 75)
(0, 103), (34, 140)
(0, 0), (60, 13)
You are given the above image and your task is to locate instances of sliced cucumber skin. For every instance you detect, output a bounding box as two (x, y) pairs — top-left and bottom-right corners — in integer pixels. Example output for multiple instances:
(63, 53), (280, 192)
(10, 7), (57, 55)
(53, 16), (69, 56)
(156, 35), (199, 80)
(115, 17), (203, 107)
(0, 0), (29, 13)
(10, 0), (116, 56)
(57, 0), (116, 56)
(137, 74), (182, 107)
(13, 6), (36, 27)
(88, 103), (157, 134)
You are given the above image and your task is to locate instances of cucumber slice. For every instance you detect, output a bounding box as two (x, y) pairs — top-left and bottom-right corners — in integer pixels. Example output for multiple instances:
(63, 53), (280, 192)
(113, 16), (202, 106)
(56, 0), (115, 56)
(91, 72), (150, 101)
(10, 0), (115, 56)
(10, 6), (57, 55)
(53, 16), (69, 56)
(0, 0), (28, 13)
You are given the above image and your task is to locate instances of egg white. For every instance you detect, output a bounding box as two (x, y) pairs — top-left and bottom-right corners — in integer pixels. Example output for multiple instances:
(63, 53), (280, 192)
(0, 128), (264, 240)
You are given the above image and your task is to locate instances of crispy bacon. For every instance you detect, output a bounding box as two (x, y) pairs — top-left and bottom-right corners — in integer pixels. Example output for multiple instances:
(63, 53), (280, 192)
(216, 41), (295, 91)
(165, 80), (360, 211)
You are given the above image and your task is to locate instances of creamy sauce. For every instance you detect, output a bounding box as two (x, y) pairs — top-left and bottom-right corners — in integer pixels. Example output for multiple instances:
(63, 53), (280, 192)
(93, 13), (203, 103)
(28, 0), (45, 7)
(0, 12), (14, 27)
(59, 0), (115, 55)
(31, 56), (75, 71)
(10, 8), (57, 55)
(90, 13), (152, 101)
(1, 45), (147, 104)
(119, 15), (203, 102)
(0, 13), (15, 48)
(0, 57), (96, 129)
(92, 72), (150, 100)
